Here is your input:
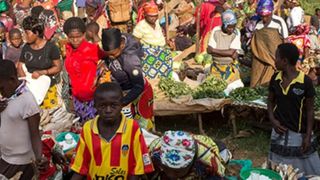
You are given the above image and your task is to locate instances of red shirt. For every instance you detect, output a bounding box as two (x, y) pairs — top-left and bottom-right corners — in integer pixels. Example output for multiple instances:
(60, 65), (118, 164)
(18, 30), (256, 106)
(65, 40), (103, 102)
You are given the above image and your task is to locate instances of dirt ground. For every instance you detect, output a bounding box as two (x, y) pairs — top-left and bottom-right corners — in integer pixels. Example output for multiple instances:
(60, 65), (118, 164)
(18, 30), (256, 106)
(155, 110), (271, 167)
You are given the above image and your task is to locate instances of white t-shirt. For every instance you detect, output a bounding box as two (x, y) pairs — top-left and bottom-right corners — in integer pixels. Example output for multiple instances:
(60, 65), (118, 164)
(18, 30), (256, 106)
(0, 91), (40, 165)
(287, 6), (305, 30)
(255, 15), (289, 38)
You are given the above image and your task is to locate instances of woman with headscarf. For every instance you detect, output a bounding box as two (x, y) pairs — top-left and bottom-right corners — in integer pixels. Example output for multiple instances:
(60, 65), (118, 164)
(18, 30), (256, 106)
(207, 10), (242, 84)
(133, 1), (173, 79)
(148, 131), (229, 179)
(195, 0), (225, 52)
(254, 0), (288, 39)
(250, 0), (285, 87)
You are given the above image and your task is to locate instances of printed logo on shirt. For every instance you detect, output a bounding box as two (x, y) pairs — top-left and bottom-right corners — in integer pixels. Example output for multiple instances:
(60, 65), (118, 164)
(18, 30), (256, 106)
(143, 153), (151, 165)
(121, 144), (129, 156)
(94, 168), (126, 180)
(292, 88), (304, 95)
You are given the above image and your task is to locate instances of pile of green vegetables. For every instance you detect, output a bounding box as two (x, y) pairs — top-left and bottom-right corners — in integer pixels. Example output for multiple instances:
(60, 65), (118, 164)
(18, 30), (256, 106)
(195, 53), (213, 66)
(192, 76), (227, 99)
(254, 86), (269, 97)
(315, 87), (320, 111)
(158, 77), (191, 98)
(229, 87), (261, 102)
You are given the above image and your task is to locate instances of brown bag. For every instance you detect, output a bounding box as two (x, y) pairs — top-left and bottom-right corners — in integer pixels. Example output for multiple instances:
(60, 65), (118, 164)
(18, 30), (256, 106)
(108, 0), (131, 23)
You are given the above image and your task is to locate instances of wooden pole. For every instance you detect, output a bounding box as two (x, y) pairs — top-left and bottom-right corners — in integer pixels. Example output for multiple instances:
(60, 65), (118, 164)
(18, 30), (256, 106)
(165, 1), (169, 43)
(195, 4), (201, 54)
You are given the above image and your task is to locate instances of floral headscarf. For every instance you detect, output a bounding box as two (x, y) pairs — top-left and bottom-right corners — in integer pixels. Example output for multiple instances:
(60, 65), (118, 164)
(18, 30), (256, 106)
(160, 131), (196, 169)
(39, 9), (58, 40)
(256, 0), (274, 16)
(221, 10), (237, 28)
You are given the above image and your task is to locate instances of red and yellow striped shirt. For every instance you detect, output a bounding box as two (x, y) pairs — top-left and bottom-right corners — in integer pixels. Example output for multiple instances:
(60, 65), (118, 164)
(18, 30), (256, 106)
(71, 115), (154, 179)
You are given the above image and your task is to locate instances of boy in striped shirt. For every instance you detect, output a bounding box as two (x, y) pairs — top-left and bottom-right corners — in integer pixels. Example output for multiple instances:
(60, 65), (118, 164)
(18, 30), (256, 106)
(71, 82), (154, 180)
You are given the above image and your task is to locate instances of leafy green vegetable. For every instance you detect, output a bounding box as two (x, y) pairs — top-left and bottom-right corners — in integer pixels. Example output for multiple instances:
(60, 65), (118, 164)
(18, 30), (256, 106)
(192, 76), (227, 99)
(254, 86), (269, 97)
(159, 78), (191, 98)
(230, 87), (261, 102)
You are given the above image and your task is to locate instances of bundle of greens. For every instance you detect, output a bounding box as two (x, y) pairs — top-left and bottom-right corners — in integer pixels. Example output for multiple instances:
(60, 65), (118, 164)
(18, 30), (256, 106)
(254, 86), (269, 97)
(158, 77), (191, 98)
(195, 53), (213, 66)
(229, 87), (261, 102)
(192, 76), (227, 99)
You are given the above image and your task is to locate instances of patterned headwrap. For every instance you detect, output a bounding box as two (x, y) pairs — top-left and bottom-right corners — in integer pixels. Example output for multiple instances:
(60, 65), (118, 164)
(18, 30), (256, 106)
(291, 23), (310, 35)
(221, 10), (237, 28)
(143, 1), (159, 16)
(160, 131), (196, 169)
(137, 1), (158, 23)
(256, 0), (274, 16)
(39, 9), (58, 40)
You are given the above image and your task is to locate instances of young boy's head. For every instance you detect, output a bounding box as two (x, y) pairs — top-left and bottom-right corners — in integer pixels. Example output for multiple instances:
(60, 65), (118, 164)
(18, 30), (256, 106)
(86, 22), (100, 40)
(0, 60), (19, 98)
(9, 28), (22, 48)
(275, 43), (299, 70)
(94, 82), (123, 124)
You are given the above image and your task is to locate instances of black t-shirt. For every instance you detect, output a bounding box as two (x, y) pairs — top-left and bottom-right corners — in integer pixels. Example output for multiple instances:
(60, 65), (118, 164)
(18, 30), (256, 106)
(20, 41), (60, 73)
(269, 71), (315, 133)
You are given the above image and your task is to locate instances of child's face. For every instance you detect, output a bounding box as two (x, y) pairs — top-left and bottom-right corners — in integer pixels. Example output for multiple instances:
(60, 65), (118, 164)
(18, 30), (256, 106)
(10, 33), (22, 48)
(85, 29), (93, 40)
(94, 90), (123, 124)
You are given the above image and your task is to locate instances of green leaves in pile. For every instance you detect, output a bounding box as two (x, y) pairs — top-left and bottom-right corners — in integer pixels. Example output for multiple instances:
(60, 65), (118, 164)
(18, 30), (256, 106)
(192, 76), (227, 99)
(254, 86), (269, 97)
(159, 77), (192, 98)
(229, 87), (261, 102)
(315, 87), (320, 111)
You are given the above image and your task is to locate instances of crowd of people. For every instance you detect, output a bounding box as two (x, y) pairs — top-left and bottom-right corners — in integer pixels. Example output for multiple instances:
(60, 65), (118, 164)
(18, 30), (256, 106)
(0, 0), (319, 179)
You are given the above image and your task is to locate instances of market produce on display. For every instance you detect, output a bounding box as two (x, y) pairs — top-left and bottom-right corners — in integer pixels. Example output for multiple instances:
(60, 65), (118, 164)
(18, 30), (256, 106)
(159, 77), (192, 98)
(195, 53), (213, 66)
(192, 76), (227, 99)
(40, 107), (79, 132)
(229, 87), (261, 102)
(254, 86), (268, 97)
